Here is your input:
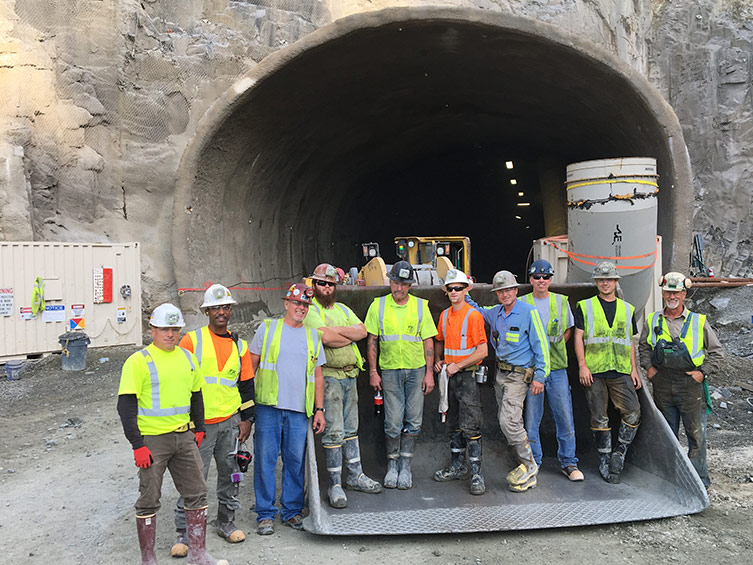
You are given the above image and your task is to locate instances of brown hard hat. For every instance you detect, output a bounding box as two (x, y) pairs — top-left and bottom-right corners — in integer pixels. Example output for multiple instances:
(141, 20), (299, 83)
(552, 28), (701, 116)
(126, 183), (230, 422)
(311, 263), (339, 283)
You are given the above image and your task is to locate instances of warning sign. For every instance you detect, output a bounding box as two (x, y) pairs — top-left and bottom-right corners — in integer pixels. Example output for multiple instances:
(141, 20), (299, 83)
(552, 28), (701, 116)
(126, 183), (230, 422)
(117, 307), (127, 323)
(71, 304), (85, 317)
(0, 288), (13, 317)
(94, 267), (113, 304)
(69, 318), (85, 330)
(19, 306), (33, 320)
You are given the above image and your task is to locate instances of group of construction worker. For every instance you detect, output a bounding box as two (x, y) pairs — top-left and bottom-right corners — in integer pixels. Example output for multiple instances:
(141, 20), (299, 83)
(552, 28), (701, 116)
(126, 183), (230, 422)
(118, 256), (722, 562)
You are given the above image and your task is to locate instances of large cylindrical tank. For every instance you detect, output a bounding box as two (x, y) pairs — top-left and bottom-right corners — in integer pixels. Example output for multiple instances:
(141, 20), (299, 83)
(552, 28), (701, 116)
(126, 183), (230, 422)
(566, 157), (659, 313)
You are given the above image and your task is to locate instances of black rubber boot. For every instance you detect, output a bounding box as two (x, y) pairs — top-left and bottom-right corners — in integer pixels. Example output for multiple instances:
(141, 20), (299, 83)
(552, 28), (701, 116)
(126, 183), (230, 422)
(608, 421), (639, 483)
(593, 429), (612, 481)
(434, 430), (468, 482)
(467, 436), (485, 495)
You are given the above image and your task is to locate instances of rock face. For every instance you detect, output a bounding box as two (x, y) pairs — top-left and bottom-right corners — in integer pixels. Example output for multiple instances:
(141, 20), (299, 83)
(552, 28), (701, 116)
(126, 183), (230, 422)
(0, 0), (751, 316)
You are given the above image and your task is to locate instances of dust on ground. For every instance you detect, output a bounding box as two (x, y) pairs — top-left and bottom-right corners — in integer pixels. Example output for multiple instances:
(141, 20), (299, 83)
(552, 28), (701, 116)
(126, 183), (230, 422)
(1, 287), (752, 564)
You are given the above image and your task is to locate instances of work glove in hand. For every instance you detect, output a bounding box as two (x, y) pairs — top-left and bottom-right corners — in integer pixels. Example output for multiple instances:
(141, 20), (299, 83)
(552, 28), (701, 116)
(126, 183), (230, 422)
(134, 446), (153, 468)
(194, 430), (205, 448)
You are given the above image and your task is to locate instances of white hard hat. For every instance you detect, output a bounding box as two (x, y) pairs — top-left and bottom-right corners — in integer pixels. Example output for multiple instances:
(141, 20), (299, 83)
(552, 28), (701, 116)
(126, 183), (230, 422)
(200, 284), (237, 308)
(150, 303), (185, 328)
(659, 272), (691, 291)
(443, 269), (470, 289)
(491, 270), (518, 291)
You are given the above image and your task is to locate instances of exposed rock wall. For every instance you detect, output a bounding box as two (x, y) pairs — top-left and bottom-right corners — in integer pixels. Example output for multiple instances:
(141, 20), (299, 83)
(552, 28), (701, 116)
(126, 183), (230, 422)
(1, 0), (751, 311)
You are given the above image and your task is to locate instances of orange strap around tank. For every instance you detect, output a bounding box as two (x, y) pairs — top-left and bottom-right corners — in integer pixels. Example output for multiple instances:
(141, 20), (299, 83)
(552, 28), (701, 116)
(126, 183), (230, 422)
(541, 236), (659, 271)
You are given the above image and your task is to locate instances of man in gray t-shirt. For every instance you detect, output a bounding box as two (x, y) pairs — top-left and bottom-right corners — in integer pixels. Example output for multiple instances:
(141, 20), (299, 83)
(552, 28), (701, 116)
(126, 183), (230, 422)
(249, 283), (326, 535)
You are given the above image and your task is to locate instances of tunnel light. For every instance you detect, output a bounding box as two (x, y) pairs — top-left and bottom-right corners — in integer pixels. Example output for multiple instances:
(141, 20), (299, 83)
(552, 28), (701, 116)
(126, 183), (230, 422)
(515, 215), (522, 220)
(517, 202), (531, 207)
(518, 192), (524, 197)
(506, 161), (514, 169)
(510, 179), (517, 185)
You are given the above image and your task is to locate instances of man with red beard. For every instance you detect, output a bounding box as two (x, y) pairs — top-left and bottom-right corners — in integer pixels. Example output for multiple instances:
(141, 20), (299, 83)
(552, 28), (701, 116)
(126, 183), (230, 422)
(304, 264), (382, 509)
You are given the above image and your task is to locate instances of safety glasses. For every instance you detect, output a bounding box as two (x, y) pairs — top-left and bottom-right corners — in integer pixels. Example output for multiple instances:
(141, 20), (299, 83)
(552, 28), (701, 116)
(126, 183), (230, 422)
(315, 280), (336, 287)
(446, 285), (468, 293)
(531, 274), (552, 280)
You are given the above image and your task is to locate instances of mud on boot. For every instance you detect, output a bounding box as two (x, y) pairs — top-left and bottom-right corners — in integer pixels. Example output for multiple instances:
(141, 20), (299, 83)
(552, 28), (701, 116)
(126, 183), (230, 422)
(216, 504), (245, 543)
(467, 437), (485, 495)
(609, 420), (638, 480)
(324, 445), (348, 508)
(397, 433), (417, 490)
(171, 529), (188, 558)
(185, 507), (229, 565)
(433, 431), (468, 482)
(383, 435), (401, 489)
(508, 475), (537, 492)
(593, 428), (613, 482)
(343, 437), (382, 493)
(506, 441), (538, 486)
(136, 514), (158, 565)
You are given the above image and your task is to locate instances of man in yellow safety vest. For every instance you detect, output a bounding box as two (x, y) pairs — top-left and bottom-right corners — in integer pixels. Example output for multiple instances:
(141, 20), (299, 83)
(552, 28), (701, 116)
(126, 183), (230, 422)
(117, 303), (227, 565)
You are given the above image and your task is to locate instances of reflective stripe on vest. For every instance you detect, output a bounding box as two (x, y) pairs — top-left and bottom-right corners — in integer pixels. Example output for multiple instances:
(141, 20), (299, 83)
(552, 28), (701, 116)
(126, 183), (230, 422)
(522, 293), (568, 370)
(137, 347), (195, 417)
(440, 307), (478, 358)
(646, 311), (706, 366)
(378, 295), (424, 343)
(580, 297), (634, 374)
(193, 327), (241, 387)
(584, 298), (632, 347)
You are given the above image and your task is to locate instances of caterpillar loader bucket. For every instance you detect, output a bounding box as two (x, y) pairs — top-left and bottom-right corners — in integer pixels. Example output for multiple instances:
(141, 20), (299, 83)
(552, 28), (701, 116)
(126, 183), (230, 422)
(303, 286), (709, 535)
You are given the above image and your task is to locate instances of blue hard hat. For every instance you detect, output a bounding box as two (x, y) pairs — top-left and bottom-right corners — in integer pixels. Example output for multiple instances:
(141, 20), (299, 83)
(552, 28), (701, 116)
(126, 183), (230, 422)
(529, 259), (554, 276)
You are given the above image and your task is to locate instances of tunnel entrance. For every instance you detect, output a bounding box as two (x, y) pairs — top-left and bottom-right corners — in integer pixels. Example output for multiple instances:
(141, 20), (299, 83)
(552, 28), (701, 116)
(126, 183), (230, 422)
(173, 7), (691, 318)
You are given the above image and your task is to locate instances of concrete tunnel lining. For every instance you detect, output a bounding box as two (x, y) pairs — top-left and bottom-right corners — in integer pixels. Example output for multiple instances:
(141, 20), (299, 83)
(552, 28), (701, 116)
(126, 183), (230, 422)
(173, 7), (692, 320)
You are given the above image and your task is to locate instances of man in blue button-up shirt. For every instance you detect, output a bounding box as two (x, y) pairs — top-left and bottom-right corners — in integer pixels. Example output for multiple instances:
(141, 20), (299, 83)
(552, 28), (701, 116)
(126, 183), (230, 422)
(467, 270), (549, 492)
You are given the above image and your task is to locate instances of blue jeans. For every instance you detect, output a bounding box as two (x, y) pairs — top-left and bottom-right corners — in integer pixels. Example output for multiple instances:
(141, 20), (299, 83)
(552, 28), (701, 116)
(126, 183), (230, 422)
(381, 367), (425, 438)
(322, 376), (359, 447)
(253, 404), (309, 522)
(524, 368), (578, 468)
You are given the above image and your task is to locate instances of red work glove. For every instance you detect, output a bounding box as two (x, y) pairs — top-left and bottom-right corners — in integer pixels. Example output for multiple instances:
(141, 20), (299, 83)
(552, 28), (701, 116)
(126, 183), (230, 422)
(133, 446), (153, 468)
(194, 431), (205, 448)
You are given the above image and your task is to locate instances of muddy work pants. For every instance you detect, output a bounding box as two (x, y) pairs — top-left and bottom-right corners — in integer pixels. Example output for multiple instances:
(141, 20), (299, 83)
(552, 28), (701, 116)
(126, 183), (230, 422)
(651, 369), (709, 487)
(583, 373), (641, 429)
(322, 375), (359, 447)
(446, 370), (483, 439)
(135, 430), (207, 516)
(494, 369), (530, 448)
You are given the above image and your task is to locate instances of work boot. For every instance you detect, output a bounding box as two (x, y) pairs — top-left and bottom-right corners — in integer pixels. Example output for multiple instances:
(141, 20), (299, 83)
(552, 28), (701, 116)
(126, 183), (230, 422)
(433, 431), (469, 482)
(508, 475), (537, 492)
(136, 514), (158, 565)
(216, 503), (245, 543)
(324, 445), (348, 508)
(343, 437), (382, 493)
(592, 428), (612, 482)
(397, 433), (417, 490)
(506, 441), (538, 486)
(171, 529), (188, 558)
(384, 435), (401, 489)
(467, 436), (485, 495)
(608, 421), (639, 483)
(185, 507), (228, 565)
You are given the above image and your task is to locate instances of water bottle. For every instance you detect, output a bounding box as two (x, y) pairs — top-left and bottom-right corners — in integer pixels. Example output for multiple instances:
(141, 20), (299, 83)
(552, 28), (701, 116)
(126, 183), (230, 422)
(374, 390), (384, 416)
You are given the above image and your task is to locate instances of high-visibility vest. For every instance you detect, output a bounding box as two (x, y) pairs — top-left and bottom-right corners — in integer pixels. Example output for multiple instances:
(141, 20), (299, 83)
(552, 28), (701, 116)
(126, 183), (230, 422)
(375, 294), (429, 370)
(578, 296), (634, 374)
(186, 326), (248, 420)
(521, 293), (569, 370)
(646, 311), (706, 367)
(255, 319), (321, 417)
(309, 300), (364, 371)
(136, 345), (197, 435)
(439, 305), (479, 365)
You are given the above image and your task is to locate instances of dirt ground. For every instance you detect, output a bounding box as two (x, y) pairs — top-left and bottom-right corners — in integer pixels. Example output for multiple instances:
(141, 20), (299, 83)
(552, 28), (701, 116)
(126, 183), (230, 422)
(2, 285), (753, 564)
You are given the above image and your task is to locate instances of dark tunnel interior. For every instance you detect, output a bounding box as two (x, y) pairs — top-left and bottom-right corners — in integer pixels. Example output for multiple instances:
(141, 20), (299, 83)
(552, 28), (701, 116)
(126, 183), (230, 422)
(175, 11), (685, 312)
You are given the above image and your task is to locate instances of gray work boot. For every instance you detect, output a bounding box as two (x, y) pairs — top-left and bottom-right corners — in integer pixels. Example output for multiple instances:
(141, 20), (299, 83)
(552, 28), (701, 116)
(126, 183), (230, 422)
(608, 421), (639, 483)
(506, 440), (538, 489)
(136, 514), (158, 565)
(434, 431), (469, 482)
(592, 428), (612, 482)
(343, 437), (382, 493)
(384, 435), (401, 489)
(324, 445), (348, 508)
(467, 437), (485, 495)
(216, 503), (245, 543)
(171, 529), (188, 558)
(397, 433), (417, 490)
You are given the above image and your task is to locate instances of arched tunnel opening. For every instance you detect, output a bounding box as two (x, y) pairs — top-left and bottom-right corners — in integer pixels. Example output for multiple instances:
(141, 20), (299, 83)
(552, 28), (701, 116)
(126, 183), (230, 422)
(173, 8), (691, 319)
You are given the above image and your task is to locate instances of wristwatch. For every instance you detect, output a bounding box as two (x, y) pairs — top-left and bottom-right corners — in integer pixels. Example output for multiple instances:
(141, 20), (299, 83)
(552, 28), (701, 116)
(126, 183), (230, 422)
(315, 407), (325, 413)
